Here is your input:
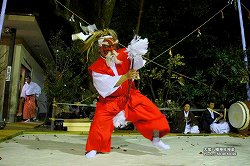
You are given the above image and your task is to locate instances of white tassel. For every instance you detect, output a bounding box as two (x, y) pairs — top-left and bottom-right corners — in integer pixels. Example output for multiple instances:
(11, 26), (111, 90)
(126, 36), (148, 60)
(87, 24), (97, 33)
(113, 111), (127, 128)
(71, 32), (91, 41)
(73, 23), (97, 41)
(79, 23), (97, 34)
(79, 22), (89, 33)
(69, 14), (75, 22)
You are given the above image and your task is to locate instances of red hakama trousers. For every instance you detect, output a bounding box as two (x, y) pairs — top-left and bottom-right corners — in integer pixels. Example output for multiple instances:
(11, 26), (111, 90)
(85, 89), (170, 153)
(23, 95), (36, 120)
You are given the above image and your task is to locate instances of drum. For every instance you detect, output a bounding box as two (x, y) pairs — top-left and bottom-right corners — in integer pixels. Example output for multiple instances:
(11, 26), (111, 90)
(228, 101), (250, 130)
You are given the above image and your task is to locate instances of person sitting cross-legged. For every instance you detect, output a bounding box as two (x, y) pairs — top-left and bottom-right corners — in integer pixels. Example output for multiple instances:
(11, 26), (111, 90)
(173, 101), (200, 134)
(202, 100), (230, 134)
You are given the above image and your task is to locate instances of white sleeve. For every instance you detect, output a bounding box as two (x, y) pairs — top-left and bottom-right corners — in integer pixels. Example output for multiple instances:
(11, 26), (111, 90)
(92, 71), (122, 98)
(34, 83), (41, 97)
(20, 84), (27, 98)
(133, 56), (146, 70)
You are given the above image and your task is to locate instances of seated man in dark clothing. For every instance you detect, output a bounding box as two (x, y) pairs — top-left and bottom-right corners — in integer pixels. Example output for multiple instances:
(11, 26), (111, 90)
(173, 101), (200, 134)
(202, 101), (229, 134)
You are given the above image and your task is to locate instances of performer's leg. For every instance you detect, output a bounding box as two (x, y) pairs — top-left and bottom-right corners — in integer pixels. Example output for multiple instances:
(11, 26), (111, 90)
(85, 103), (116, 158)
(85, 118), (114, 158)
(152, 130), (170, 150)
(125, 92), (170, 150)
(126, 93), (170, 140)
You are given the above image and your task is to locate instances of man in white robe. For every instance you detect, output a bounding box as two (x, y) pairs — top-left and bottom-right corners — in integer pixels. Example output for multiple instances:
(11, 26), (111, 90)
(20, 76), (41, 122)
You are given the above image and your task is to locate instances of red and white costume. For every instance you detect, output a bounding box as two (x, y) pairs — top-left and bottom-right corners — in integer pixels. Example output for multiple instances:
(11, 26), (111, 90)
(85, 48), (170, 153)
(20, 81), (41, 120)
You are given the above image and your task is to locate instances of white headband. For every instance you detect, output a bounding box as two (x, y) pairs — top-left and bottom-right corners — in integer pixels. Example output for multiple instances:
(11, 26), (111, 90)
(98, 35), (118, 46)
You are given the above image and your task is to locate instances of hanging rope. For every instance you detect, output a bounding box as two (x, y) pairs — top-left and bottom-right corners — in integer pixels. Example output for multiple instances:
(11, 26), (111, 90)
(55, 0), (232, 70)
(145, 3), (231, 65)
(241, 2), (250, 12)
(53, 0), (231, 91)
(142, 56), (219, 94)
(241, 2), (250, 20)
(55, 0), (90, 25)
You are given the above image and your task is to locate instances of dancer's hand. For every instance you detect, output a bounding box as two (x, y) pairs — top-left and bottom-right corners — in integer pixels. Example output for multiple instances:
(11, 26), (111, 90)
(115, 69), (139, 87)
(126, 69), (139, 80)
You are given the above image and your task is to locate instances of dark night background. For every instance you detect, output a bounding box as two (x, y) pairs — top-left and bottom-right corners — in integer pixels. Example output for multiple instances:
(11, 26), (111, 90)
(3, 0), (250, 47)
(2, 0), (250, 108)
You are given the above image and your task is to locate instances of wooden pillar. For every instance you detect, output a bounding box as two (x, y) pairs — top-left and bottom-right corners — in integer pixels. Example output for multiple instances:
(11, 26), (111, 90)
(51, 98), (57, 130)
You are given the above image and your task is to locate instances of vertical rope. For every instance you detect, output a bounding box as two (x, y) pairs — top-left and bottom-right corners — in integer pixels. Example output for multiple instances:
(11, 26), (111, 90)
(127, 0), (145, 102)
(135, 0), (144, 35)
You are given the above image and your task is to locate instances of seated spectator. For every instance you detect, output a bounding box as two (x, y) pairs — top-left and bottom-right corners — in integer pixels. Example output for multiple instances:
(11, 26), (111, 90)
(202, 100), (230, 134)
(173, 101), (200, 134)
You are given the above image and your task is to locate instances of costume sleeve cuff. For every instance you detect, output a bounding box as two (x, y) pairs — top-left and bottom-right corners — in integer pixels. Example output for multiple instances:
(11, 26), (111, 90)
(92, 71), (121, 98)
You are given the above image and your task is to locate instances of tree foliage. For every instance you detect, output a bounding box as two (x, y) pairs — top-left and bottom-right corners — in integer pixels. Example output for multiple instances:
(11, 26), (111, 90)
(43, 0), (250, 110)
(110, 0), (250, 109)
(42, 30), (93, 104)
